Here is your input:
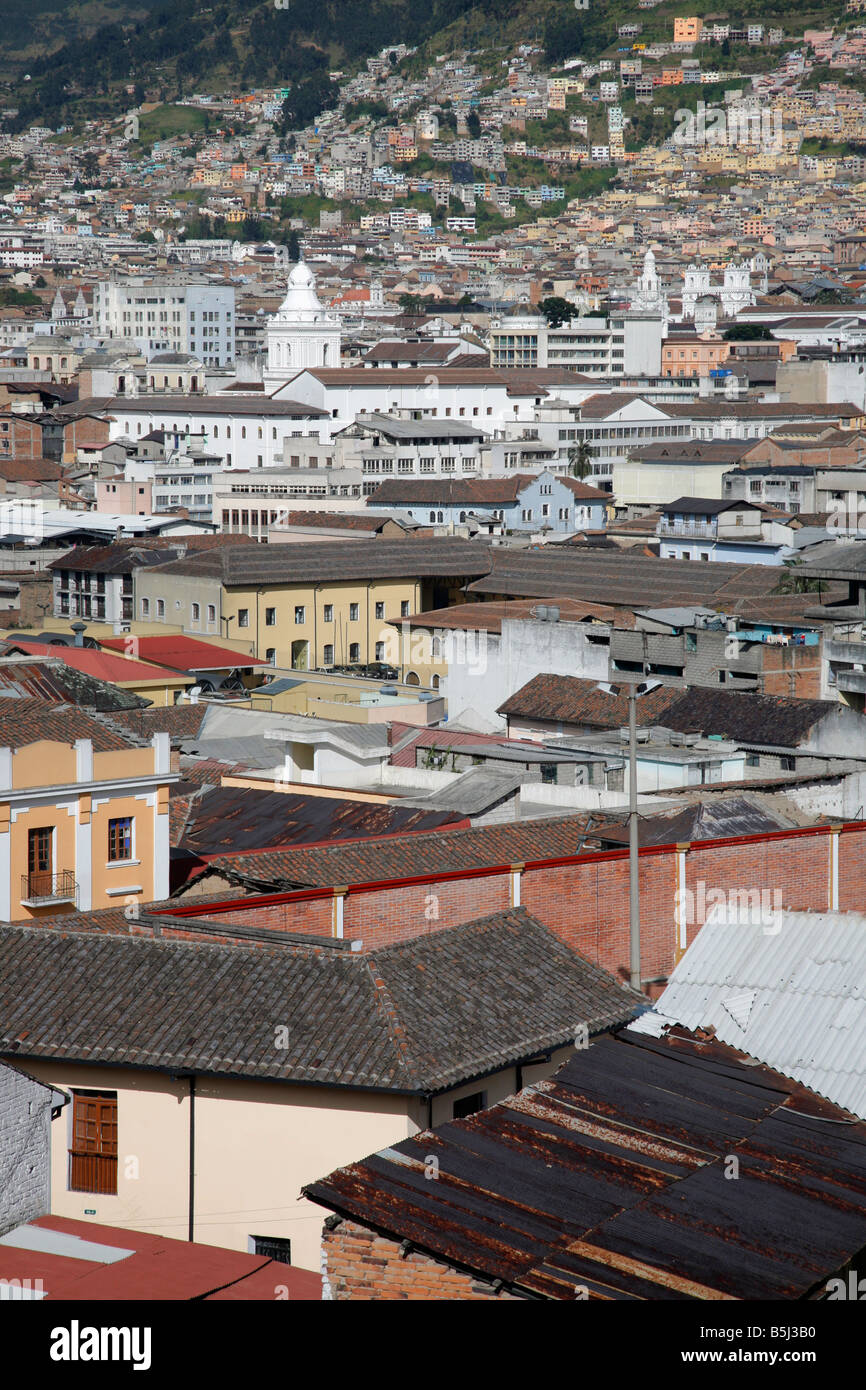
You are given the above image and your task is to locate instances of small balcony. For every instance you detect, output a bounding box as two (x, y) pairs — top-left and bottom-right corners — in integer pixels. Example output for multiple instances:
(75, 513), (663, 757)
(658, 519), (716, 538)
(21, 869), (78, 907)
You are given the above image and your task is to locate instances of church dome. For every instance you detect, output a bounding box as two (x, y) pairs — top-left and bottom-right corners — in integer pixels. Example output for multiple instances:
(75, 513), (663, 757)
(275, 257), (328, 320)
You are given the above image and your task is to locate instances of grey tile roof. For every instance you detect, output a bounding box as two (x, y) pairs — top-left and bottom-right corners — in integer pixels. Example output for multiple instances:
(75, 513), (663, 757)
(147, 537), (492, 587)
(0, 910), (640, 1094)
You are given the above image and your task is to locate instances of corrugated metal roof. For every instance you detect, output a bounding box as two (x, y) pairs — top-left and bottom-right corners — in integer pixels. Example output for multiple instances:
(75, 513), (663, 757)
(305, 1030), (866, 1300)
(630, 906), (866, 1119)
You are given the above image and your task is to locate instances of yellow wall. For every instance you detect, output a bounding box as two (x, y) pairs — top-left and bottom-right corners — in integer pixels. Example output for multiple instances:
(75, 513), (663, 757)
(224, 578), (429, 677)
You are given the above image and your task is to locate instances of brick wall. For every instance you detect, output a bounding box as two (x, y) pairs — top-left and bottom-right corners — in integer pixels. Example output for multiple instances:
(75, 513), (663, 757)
(322, 1218), (520, 1300)
(154, 825), (866, 985)
(760, 641), (823, 700)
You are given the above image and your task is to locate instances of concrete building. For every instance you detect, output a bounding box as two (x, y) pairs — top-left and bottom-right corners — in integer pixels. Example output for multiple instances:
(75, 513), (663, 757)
(93, 276), (236, 366)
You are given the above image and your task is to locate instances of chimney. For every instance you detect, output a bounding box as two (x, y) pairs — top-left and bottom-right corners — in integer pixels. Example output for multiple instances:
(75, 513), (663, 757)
(70, 621), (86, 648)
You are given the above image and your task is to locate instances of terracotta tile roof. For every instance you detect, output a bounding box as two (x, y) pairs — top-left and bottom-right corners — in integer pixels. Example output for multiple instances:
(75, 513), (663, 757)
(498, 675), (842, 747)
(182, 813), (599, 891)
(0, 908), (640, 1092)
(0, 698), (135, 752)
(94, 703), (209, 746)
(498, 674), (680, 729)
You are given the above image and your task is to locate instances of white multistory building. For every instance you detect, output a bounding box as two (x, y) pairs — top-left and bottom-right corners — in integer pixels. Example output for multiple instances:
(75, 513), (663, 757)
(92, 276), (235, 366)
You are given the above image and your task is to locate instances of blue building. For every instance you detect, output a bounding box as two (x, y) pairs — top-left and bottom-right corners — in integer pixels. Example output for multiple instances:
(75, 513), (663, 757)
(366, 470), (608, 534)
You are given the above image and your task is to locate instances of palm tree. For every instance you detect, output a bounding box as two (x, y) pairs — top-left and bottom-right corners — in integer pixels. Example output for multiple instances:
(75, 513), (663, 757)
(568, 441), (594, 481)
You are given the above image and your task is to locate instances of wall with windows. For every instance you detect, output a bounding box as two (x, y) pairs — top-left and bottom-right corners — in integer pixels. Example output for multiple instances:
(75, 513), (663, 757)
(22, 1052), (559, 1271)
(0, 735), (173, 920)
(223, 578), (428, 678)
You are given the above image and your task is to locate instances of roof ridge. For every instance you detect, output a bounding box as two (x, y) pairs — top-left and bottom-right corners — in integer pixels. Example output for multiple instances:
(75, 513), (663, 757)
(364, 954), (423, 1089)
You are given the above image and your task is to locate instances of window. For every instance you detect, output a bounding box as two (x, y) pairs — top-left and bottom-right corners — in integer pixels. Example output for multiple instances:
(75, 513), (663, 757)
(108, 817), (133, 863)
(141, 598), (150, 617)
(238, 608), (249, 628)
(323, 604), (333, 623)
(781, 755), (796, 772)
(265, 607), (276, 626)
(294, 605), (305, 624)
(156, 599), (165, 619)
(349, 603), (359, 621)
(28, 826), (53, 881)
(207, 605), (216, 623)
(746, 754), (760, 768)
(192, 603), (200, 622)
(401, 600), (410, 618)
(375, 601), (385, 620)
(69, 1091), (117, 1195)
(375, 641), (385, 661)
(452, 1091), (486, 1119)
(323, 643), (334, 665)
(265, 648), (276, 664)
(349, 642), (360, 662)
(250, 1236), (291, 1265)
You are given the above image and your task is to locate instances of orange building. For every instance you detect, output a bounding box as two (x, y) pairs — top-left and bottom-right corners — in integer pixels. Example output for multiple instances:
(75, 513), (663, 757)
(662, 332), (731, 378)
(0, 730), (175, 920)
(673, 17), (703, 43)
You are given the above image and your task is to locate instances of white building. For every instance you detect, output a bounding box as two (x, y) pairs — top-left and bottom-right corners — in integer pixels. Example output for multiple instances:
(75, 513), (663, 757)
(263, 258), (342, 391)
(680, 261), (755, 323)
(93, 276), (236, 366)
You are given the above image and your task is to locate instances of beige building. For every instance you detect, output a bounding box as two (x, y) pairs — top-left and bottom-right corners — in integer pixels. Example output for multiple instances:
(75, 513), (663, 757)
(135, 537), (488, 685)
(0, 909), (623, 1269)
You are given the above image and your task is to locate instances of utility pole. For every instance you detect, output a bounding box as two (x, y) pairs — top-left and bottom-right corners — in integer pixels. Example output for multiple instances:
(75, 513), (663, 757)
(628, 684), (640, 992)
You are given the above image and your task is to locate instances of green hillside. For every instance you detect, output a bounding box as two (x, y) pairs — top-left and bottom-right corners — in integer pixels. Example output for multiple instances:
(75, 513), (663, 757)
(0, 0), (850, 133)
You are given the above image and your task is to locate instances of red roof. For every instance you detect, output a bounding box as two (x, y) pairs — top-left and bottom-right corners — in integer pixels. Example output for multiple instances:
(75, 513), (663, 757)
(0, 1215), (321, 1300)
(101, 635), (270, 671)
(2, 640), (189, 685)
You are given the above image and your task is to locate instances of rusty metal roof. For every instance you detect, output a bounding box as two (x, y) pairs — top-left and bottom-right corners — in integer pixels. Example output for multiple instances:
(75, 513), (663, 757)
(304, 1030), (866, 1300)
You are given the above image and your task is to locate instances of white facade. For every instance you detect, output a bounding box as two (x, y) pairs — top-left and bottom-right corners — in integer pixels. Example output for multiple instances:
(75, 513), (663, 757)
(93, 277), (236, 366)
(101, 397), (326, 472)
(263, 259), (342, 391)
(681, 260), (755, 322)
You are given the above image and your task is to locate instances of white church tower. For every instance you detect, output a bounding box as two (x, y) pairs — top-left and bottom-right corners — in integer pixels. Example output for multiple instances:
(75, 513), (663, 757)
(263, 257), (342, 392)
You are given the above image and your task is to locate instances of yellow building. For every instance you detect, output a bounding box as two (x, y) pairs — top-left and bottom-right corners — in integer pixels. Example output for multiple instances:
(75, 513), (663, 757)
(135, 538), (488, 687)
(0, 728), (175, 920)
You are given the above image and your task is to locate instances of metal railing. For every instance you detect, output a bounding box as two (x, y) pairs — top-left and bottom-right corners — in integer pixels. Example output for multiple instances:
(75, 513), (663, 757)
(21, 870), (78, 905)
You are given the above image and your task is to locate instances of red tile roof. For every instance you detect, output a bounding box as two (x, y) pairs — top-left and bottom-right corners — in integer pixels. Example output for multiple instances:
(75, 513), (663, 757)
(100, 635), (270, 670)
(0, 1216), (321, 1300)
(4, 640), (187, 685)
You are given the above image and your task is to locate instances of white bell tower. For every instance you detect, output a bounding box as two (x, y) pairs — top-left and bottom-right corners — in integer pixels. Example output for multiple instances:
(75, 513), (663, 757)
(263, 257), (342, 391)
